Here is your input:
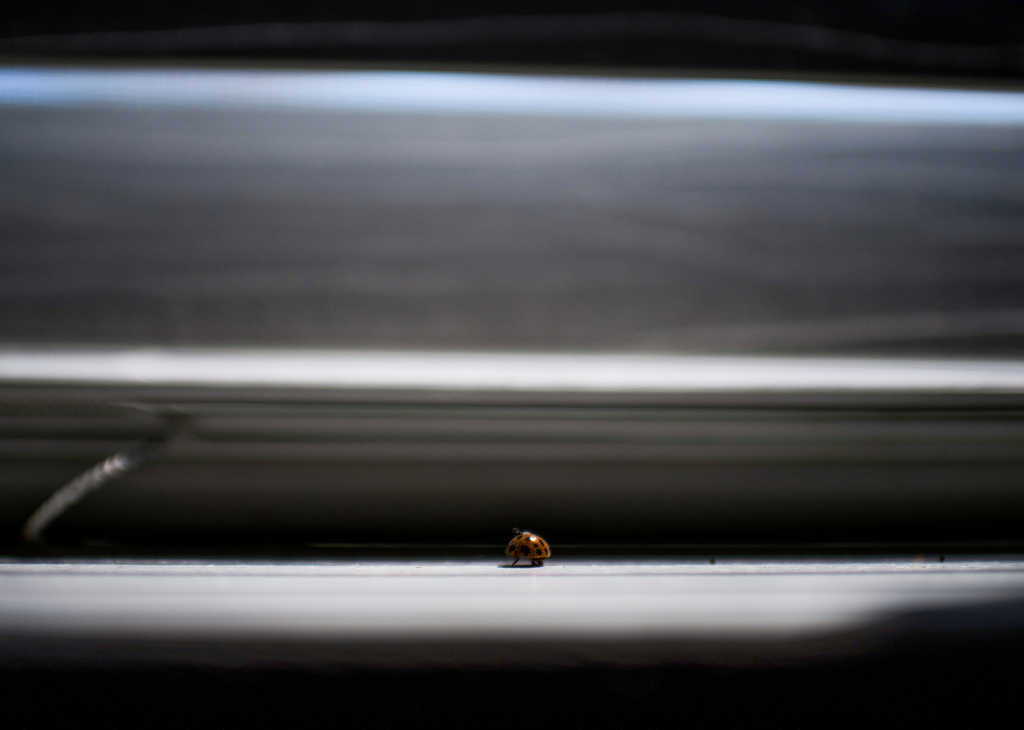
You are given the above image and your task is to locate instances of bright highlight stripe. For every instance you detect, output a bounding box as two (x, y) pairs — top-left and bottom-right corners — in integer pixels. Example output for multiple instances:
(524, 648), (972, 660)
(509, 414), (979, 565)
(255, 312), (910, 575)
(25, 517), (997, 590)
(2, 349), (1024, 393)
(1, 67), (1024, 124)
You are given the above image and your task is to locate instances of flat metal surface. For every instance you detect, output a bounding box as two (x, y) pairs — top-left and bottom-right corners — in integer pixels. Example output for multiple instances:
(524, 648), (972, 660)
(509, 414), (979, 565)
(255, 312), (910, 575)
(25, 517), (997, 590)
(2, 68), (1024, 355)
(2, 559), (1022, 648)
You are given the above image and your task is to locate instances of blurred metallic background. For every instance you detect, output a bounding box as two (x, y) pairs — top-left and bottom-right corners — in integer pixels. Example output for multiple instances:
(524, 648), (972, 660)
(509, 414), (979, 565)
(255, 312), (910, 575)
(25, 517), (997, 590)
(2, 70), (1024, 355)
(2, 69), (1024, 550)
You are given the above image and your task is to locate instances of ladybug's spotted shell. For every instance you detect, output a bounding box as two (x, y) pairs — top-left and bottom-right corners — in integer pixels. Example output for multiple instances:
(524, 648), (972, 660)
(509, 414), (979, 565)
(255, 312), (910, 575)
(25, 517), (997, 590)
(505, 532), (551, 561)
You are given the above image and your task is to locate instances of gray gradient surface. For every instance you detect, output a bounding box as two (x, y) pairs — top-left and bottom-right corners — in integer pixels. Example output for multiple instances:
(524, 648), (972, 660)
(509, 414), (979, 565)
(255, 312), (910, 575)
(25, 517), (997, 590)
(2, 559), (1023, 666)
(2, 79), (1024, 353)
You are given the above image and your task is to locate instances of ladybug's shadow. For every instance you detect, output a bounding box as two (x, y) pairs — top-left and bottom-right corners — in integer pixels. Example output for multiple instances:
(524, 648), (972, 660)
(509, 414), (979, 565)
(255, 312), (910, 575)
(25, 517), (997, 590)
(498, 564), (544, 569)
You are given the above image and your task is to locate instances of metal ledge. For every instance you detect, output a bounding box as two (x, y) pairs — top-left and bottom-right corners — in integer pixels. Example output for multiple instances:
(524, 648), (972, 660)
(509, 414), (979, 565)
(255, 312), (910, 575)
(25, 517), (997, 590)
(2, 559), (1023, 667)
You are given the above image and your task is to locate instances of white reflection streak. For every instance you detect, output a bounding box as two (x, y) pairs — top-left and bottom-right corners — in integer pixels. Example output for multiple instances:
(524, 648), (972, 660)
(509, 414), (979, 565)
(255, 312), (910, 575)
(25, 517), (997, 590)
(2, 350), (1024, 393)
(1, 67), (1024, 125)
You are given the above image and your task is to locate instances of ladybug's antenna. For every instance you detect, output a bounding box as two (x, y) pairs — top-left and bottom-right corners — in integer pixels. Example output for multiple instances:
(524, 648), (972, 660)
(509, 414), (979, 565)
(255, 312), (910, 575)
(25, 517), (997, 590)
(512, 527), (522, 535)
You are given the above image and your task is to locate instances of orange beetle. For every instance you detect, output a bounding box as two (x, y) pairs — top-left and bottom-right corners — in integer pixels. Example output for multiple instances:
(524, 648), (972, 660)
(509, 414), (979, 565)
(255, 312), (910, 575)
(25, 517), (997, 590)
(505, 528), (551, 567)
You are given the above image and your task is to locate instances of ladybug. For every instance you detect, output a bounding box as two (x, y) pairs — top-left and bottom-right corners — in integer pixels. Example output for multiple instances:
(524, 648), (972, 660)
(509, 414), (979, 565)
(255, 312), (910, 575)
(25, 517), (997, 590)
(505, 528), (551, 567)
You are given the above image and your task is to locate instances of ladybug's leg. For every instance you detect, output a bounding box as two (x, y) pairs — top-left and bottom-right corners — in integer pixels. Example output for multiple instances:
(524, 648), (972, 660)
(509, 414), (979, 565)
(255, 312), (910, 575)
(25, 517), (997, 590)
(511, 558), (519, 566)
(531, 558), (544, 567)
